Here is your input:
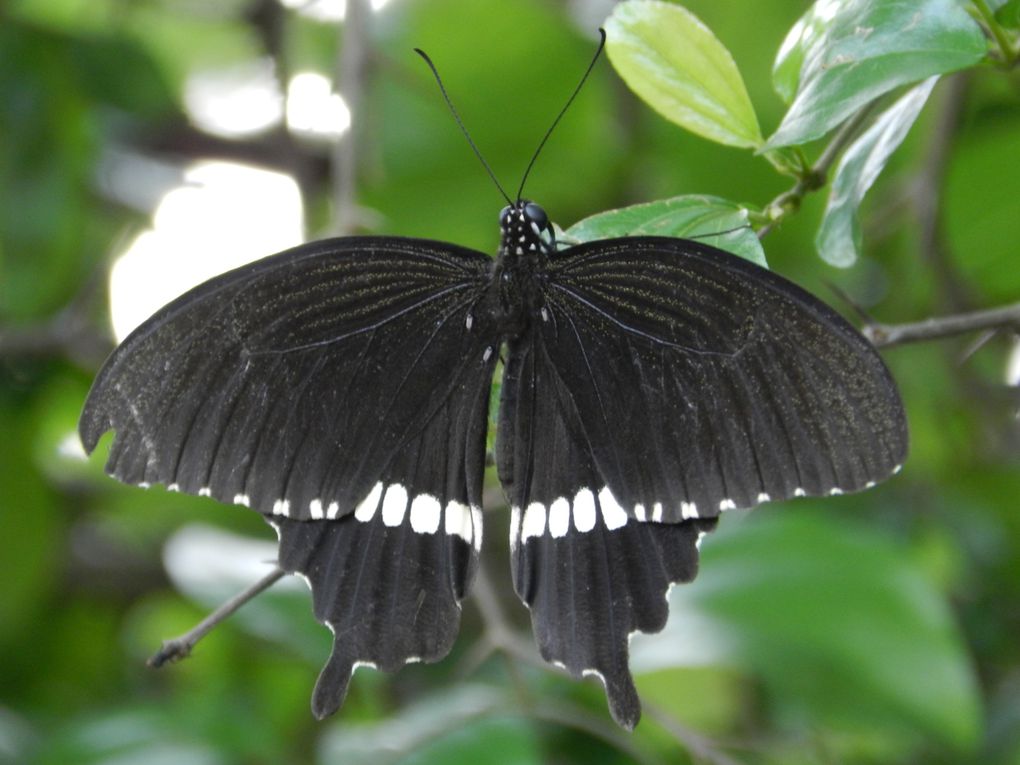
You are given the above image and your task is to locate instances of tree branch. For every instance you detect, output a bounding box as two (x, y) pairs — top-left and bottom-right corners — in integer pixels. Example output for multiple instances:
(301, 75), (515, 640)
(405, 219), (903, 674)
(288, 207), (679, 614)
(863, 300), (1020, 348)
(332, 0), (370, 234)
(148, 565), (286, 667)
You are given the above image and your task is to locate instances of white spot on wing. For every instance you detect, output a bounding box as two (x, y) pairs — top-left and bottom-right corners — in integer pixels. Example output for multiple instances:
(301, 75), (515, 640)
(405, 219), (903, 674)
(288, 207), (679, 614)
(138, 481), (150, 489)
(548, 497), (569, 538)
(634, 503), (647, 522)
(757, 492), (771, 503)
(599, 487), (628, 530)
(719, 499), (736, 511)
(509, 505), (522, 550)
(865, 480), (876, 489)
(651, 502), (664, 522)
(522, 502), (547, 541)
(354, 482), (383, 522)
(381, 484), (408, 527)
(682, 501), (698, 518)
(445, 500), (472, 545)
(326, 501), (339, 519)
(272, 498), (290, 516)
(829, 488), (843, 496)
(409, 493), (441, 534)
(471, 505), (483, 553)
(793, 488), (806, 497)
(167, 483), (180, 492)
(540, 306), (549, 322)
(309, 498), (324, 519)
(573, 489), (596, 532)
(233, 493), (250, 507)
(482, 346), (493, 362)
(351, 660), (378, 675)
(199, 487), (212, 497)
(465, 313), (473, 330)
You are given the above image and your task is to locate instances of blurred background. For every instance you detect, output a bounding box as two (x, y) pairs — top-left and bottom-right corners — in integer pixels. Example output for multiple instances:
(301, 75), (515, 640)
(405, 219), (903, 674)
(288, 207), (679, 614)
(1, 0), (1019, 763)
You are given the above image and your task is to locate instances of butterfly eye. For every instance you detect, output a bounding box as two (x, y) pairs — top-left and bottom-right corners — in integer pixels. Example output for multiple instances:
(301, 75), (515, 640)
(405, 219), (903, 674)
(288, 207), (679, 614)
(523, 202), (549, 231)
(499, 205), (511, 225)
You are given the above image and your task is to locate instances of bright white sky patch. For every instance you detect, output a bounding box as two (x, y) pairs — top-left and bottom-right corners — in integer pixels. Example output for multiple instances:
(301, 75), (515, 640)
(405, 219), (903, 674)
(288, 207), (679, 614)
(109, 160), (304, 341)
(163, 523), (298, 602)
(185, 57), (283, 138)
(278, 0), (394, 22)
(287, 71), (351, 139)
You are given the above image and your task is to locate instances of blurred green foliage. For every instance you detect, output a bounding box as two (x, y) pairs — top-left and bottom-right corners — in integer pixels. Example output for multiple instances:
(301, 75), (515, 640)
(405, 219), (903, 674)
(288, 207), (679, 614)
(1, 1), (1019, 764)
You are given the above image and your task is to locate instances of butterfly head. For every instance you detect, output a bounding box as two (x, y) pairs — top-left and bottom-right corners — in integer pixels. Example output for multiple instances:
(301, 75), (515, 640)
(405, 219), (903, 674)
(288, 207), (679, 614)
(500, 200), (556, 260)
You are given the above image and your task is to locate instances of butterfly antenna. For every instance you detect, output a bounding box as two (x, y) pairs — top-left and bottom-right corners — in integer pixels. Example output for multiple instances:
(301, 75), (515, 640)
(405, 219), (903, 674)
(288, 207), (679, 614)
(415, 48), (513, 206)
(516, 28), (606, 202)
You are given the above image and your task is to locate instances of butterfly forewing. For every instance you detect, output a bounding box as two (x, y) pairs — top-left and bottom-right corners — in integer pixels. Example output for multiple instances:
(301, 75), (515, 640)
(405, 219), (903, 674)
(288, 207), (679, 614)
(536, 236), (908, 520)
(80, 236), (497, 520)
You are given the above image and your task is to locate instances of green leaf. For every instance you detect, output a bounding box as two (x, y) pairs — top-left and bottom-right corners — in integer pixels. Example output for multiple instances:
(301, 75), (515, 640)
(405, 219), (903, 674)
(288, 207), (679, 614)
(563, 195), (767, 267)
(943, 121), (1020, 302)
(816, 77), (937, 267)
(766, 0), (987, 149)
(318, 685), (541, 765)
(995, 0), (1020, 27)
(605, 0), (763, 148)
(772, 1), (831, 105)
(691, 508), (982, 751)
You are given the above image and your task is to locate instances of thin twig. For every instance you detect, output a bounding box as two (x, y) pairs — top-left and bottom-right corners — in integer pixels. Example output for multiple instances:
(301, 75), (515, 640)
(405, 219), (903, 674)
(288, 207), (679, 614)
(971, 0), (1019, 67)
(757, 104), (876, 239)
(643, 701), (746, 765)
(0, 269), (111, 366)
(148, 565), (286, 667)
(528, 704), (665, 765)
(468, 562), (546, 670)
(863, 300), (1020, 348)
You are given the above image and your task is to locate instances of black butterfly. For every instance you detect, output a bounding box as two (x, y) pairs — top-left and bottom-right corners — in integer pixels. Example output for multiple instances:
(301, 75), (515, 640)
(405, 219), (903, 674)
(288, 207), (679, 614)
(78, 42), (908, 730)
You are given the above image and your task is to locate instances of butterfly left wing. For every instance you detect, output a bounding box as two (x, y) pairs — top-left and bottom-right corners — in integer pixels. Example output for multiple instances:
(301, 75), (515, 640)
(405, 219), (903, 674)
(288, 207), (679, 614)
(80, 236), (499, 716)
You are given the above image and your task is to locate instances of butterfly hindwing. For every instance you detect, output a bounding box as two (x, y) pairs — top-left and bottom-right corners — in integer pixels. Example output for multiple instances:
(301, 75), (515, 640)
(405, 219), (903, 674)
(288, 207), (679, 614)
(498, 333), (718, 728)
(274, 346), (493, 717)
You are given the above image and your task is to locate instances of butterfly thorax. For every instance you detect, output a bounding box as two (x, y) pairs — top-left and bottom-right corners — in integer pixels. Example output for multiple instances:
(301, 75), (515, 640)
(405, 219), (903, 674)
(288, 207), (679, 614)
(491, 200), (555, 335)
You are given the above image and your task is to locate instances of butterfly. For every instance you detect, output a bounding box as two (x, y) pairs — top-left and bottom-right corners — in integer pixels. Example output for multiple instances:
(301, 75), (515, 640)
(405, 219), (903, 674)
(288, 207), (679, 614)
(78, 38), (908, 730)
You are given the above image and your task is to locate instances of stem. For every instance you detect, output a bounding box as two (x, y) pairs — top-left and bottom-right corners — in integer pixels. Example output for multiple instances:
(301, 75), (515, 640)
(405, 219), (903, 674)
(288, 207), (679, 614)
(148, 566), (286, 667)
(863, 301), (1020, 348)
(972, 0), (1018, 67)
(758, 104), (876, 238)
